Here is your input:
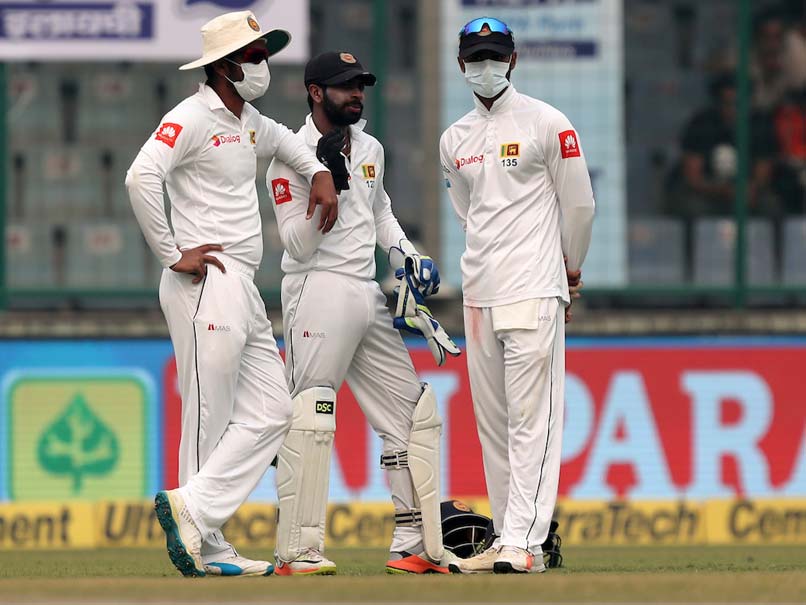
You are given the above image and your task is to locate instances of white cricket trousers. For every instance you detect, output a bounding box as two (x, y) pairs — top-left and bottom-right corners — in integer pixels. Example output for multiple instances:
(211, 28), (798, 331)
(282, 270), (424, 553)
(159, 255), (293, 559)
(463, 297), (565, 553)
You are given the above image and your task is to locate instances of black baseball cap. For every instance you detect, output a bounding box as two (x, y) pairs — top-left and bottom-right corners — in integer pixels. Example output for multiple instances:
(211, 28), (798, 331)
(304, 51), (377, 87)
(458, 17), (515, 59)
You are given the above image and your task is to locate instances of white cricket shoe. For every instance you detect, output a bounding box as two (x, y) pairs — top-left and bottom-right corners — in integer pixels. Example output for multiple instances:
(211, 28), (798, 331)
(493, 545), (546, 574)
(154, 490), (205, 577)
(274, 548), (337, 576)
(204, 552), (274, 577)
(448, 546), (500, 574)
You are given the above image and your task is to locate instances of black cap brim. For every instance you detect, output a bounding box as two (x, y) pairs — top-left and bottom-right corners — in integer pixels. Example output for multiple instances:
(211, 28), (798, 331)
(264, 29), (291, 57)
(318, 69), (377, 86)
(459, 40), (514, 59)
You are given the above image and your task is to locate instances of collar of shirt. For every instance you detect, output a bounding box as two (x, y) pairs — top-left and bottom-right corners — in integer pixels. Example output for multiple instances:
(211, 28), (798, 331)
(302, 113), (367, 147)
(472, 84), (518, 117)
(197, 82), (258, 121)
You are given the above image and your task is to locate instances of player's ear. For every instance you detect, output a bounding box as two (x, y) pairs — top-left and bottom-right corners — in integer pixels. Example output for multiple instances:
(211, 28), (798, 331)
(308, 84), (325, 105)
(211, 58), (232, 81)
(458, 57), (466, 73)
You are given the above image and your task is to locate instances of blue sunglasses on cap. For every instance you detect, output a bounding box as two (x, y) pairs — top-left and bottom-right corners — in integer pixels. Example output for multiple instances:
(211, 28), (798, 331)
(459, 17), (512, 38)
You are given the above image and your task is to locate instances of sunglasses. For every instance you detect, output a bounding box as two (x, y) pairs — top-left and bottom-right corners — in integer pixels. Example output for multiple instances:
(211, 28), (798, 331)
(459, 17), (512, 38)
(228, 47), (269, 65)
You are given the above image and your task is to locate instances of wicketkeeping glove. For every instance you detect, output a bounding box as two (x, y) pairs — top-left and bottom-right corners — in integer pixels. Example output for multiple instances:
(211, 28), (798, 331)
(316, 128), (350, 192)
(393, 303), (461, 366)
(390, 243), (440, 302)
(393, 270), (460, 366)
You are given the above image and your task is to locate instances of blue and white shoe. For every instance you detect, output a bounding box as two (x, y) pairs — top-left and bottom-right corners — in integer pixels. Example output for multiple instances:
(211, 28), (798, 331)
(204, 553), (274, 577)
(154, 490), (205, 577)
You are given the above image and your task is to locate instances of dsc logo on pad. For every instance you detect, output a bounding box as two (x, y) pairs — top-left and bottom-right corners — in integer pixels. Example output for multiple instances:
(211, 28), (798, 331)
(316, 401), (334, 414)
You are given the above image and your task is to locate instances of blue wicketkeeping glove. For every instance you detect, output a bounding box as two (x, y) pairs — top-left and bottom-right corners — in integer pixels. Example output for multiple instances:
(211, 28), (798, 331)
(390, 241), (440, 300)
(393, 270), (460, 366)
(393, 304), (461, 366)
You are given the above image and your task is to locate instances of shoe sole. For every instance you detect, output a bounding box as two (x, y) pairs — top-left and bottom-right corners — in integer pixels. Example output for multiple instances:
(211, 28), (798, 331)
(493, 561), (546, 574)
(494, 561), (527, 574)
(154, 491), (205, 578)
(448, 563), (492, 575)
(385, 566), (447, 575)
(275, 565), (337, 576)
(386, 556), (449, 575)
(204, 566), (275, 577)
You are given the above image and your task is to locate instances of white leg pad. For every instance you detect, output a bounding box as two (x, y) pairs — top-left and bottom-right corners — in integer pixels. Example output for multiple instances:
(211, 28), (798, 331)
(407, 383), (444, 561)
(275, 386), (336, 563)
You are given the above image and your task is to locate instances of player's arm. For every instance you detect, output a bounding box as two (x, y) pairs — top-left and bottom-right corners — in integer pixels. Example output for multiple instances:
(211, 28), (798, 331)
(372, 145), (441, 297)
(125, 113), (198, 269)
(439, 131), (471, 232)
(256, 116), (338, 232)
(371, 144), (413, 256)
(267, 157), (325, 263)
(545, 115), (595, 273)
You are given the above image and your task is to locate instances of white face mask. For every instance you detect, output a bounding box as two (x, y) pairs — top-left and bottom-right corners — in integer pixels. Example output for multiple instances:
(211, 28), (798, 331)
(226, 60), (271, 102)
(463, 59), (510, 98)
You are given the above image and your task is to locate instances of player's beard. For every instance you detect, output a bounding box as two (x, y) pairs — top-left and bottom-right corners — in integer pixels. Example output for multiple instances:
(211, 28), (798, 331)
(323, 91), (363, 126)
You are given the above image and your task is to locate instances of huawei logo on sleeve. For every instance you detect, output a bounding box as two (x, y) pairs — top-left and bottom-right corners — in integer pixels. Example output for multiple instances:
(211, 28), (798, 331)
(559, 130), (581, 159)
(272, 178), (293, 204)
(155, 123), (182, 148)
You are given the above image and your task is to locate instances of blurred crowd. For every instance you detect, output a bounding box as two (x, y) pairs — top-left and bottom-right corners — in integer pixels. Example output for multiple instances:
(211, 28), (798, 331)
(666, 2), (806, 221)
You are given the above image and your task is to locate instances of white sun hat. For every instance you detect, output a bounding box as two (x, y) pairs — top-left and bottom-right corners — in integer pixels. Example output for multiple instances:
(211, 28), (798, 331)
(179, 10), (291, 71)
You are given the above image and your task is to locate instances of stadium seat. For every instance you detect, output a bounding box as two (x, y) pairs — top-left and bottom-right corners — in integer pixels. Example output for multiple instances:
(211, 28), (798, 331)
(8, 68), (61, 146)
(693, 218), (735, 286)
(747, 220), (776, 286)
(628, 218), (685, 284)
(65, 221), (147, 288)
(5, 223), (54, 288)
(694, 219), (777, 286)
(783, 216), (806, 285)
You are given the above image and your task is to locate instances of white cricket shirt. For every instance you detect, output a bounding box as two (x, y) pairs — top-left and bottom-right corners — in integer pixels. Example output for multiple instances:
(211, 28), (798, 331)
(440, 85), (595, 307)
(126, 83), (327, 271)
(266, 114), (412, 280)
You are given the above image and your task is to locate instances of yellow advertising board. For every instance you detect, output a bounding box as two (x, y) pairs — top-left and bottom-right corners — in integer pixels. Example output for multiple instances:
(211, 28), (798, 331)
(704, 499), (806, 545)
(0, 499), (804, 550)
(0, 502), (95, 549)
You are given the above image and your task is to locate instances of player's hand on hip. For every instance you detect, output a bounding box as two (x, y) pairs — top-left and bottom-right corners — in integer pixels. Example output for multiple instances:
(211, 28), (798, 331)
(170, 244), (226, 284)
(309, 171), (339, 233)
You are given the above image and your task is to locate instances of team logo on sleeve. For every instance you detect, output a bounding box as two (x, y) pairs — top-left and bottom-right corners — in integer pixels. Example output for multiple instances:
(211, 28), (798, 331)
(155, 123), (182, 148)
(361, 164), (376, 179)
(559, 130), (581, 159)
(500, 143), (520, 158)
(272, 178), (293, 204)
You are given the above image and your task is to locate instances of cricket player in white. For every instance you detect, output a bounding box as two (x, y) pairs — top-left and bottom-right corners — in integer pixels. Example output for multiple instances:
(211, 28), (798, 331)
(266, 51), (457, 575)
(440, 18), (595, 574)
(125, 11), (338, 577)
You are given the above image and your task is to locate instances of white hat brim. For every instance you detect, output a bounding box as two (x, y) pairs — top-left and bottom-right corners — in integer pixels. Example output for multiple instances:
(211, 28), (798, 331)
(178, 29), (292, 71)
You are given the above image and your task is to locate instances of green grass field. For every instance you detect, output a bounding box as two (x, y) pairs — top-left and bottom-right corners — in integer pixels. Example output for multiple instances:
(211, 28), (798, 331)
(0, 546), (803, 603)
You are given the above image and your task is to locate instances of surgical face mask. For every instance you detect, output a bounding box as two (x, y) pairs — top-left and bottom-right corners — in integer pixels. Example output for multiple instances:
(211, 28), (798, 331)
(463, 59), (510, 98)
(226, 60), (271, 102)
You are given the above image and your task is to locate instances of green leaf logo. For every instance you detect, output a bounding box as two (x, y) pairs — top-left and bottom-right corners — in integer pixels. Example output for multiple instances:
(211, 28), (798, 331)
(36, 394), (120, 493)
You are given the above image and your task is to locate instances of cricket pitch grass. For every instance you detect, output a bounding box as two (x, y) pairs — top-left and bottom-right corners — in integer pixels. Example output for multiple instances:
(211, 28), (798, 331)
(0, 546), (803, 604)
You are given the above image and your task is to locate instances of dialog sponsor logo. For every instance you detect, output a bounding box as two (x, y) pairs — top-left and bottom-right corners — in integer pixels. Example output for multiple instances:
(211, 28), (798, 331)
(454, 154), (484, 170)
